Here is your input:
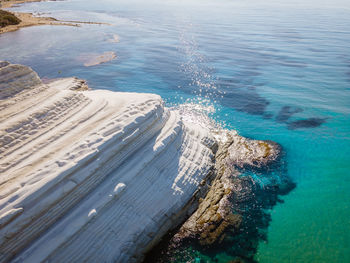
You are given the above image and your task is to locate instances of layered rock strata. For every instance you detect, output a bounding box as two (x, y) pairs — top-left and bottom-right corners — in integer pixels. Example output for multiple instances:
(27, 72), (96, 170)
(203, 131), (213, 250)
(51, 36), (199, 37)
(0, 62), (217, 262)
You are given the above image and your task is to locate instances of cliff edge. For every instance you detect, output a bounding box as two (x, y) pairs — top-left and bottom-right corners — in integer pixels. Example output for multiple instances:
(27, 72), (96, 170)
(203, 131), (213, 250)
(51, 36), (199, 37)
(0, 62), (284, 263)
(0, 62), (216, 262)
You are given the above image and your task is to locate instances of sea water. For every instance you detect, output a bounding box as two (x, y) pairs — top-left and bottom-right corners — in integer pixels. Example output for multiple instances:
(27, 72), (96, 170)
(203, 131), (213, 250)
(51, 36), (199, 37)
(1, 0), (349, 262)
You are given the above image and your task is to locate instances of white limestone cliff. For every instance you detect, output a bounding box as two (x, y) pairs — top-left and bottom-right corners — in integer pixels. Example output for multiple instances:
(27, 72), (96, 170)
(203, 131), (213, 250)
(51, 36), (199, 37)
(0, 62), (216, 262)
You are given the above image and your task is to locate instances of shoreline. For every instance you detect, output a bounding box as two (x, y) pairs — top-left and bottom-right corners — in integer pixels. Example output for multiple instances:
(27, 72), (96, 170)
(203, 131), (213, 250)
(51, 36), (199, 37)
(0, 61), (287, 262)
(0, 61), (217, 262)
(0, 0), (109, 34)
(0, 0), (44, 9)
(0, 11), (80, 34)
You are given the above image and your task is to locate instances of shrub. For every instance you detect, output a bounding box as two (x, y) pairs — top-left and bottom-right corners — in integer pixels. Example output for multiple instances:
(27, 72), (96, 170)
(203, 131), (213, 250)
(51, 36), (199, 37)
(0, 10), (21, 27)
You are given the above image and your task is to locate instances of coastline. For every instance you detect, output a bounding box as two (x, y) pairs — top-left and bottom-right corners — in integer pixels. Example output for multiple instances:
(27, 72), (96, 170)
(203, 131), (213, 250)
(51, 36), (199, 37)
(0, 12), (80, 34)
(0, 61), (217, 262)
(0, 61), (285, 262)
(0, 0), (109, 34)
(0, 0), (44, 9)
(1, 0), (348, 261)
(0, 2), (294, 262)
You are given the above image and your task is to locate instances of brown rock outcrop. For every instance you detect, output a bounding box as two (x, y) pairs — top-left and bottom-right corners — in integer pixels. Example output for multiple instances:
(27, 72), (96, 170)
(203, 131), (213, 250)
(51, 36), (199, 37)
(171, 131), (280, 246)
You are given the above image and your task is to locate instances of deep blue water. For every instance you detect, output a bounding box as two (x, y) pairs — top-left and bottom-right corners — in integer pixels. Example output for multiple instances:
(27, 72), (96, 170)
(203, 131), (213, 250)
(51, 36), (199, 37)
(1, 0), (350, 262)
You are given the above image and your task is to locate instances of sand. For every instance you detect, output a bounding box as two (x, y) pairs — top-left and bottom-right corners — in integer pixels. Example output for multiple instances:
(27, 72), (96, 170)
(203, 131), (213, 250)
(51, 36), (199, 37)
(0, 0), (44, 9)
(0, 11), (80, 34)
(0, 0), (109, 34)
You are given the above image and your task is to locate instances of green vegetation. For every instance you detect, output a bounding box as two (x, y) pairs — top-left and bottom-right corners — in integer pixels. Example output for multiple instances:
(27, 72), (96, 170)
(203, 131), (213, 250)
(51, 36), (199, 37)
(0, 10), (21, 28)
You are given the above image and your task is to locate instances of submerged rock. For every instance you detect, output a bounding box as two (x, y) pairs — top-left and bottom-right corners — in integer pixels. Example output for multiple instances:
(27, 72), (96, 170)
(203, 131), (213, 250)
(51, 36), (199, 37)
(287, 117), (327, 129)
(276, 106), (303, 123)
(0, 62), (217, 262)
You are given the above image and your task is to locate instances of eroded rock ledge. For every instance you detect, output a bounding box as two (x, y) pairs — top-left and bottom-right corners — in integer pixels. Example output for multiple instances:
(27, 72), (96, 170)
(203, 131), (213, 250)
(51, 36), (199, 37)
(0, 62), (217, 262)
(171, 131), (280, 246)
(0, 62), (282, 263)
(144, 128), (293, 262)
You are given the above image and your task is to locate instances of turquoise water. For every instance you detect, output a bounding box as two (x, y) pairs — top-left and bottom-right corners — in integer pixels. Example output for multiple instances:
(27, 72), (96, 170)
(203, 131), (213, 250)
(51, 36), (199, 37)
(1, 0), (350, 262)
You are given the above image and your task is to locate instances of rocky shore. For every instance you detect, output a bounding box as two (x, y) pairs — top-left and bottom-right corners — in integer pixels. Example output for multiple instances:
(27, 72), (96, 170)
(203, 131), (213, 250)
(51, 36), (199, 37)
(0, 62), (283, 262)
(171, 132), (280, 246)
(144, 132), (293, 262)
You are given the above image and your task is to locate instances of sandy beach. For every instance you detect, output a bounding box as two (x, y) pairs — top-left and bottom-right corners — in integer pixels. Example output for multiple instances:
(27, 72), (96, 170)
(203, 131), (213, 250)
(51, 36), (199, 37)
(0, 0), (44, 9)
(0, 11), (80, 34)
(0, 0), (108, 34)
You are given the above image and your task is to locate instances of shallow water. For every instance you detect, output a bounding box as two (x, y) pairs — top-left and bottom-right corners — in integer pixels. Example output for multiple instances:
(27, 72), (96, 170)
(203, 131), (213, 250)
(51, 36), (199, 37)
(1, 0), (350, 262)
